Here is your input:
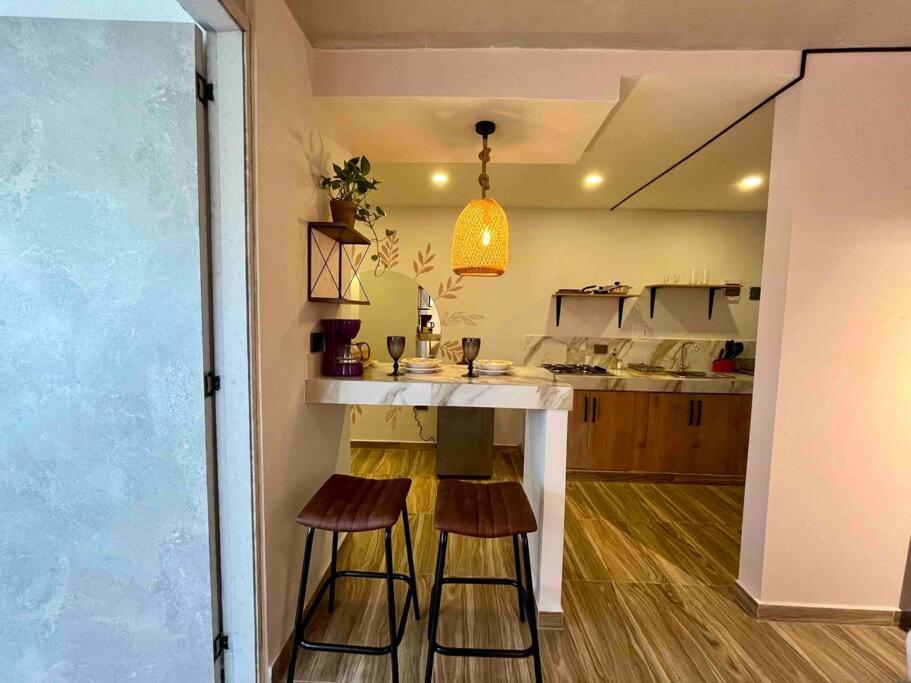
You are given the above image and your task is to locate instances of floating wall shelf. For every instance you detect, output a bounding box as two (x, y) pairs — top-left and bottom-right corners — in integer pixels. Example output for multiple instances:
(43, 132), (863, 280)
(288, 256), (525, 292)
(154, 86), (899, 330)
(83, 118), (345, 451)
(552, 291), (638, 328)
(645, 283), (740, 320)
(307, 221), (371, 305)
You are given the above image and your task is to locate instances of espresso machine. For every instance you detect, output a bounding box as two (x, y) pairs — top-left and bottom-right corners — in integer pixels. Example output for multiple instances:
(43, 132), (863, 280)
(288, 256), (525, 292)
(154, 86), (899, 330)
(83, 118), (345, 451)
(321, 319), (369, 377)
(416, 287), (441, 358)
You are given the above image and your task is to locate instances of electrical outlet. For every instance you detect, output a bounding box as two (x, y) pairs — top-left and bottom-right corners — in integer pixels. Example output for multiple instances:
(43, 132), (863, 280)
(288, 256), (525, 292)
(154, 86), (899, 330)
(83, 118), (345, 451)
(593, 343), (609, 355)
(632, 324), (650, 341)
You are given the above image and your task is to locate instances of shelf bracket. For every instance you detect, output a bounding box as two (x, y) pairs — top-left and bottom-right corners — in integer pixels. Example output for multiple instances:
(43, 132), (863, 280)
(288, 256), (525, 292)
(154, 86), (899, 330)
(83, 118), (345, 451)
(617, 297), (625, 328)
(555, 295), (563, 327)
(708, 287), (721, 319)
(649, 287), (657, 319)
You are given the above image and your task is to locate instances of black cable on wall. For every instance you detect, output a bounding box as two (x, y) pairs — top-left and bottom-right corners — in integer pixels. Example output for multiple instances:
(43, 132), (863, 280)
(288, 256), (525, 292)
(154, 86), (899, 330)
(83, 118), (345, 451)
(610, 46), (911, 211)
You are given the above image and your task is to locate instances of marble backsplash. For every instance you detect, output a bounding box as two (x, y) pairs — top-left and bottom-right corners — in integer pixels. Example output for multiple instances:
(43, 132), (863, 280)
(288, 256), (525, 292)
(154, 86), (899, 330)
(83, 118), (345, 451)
(523, 335), (757, 371)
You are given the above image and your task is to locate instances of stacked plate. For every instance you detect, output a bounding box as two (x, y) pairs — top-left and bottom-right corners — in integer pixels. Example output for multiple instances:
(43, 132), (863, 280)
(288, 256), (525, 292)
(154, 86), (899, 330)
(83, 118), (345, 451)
(475, 359), (514, 376)
(402, 357), (442, 374)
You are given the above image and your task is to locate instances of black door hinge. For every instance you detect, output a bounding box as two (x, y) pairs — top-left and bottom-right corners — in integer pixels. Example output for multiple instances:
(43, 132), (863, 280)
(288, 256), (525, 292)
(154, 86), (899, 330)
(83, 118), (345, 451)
(213, 633), (229, 661)
(205, 372), (222, 397)
(196, 72), (214, 105)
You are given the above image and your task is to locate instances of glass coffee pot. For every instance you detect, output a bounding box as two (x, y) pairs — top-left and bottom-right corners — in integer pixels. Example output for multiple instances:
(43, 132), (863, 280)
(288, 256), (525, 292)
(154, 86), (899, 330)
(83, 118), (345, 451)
(337, 340), (371, 367)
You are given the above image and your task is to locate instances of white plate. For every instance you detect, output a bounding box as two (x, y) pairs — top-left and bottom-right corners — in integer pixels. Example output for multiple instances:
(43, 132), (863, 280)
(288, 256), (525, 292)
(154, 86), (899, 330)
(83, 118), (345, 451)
(405, 366), (441, 374)
(475, 359), (514, 371)
(477, 368), (511, 375)
(402, 358), (440, 367)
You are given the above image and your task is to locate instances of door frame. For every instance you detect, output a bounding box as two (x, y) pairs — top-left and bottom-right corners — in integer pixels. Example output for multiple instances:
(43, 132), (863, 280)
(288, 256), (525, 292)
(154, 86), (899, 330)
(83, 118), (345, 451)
(178, 1), (261, 680)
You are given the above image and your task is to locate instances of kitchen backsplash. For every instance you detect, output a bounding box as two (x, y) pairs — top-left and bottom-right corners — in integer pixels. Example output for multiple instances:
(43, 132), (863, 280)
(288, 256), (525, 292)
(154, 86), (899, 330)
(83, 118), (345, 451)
(523, 335), (757, 370)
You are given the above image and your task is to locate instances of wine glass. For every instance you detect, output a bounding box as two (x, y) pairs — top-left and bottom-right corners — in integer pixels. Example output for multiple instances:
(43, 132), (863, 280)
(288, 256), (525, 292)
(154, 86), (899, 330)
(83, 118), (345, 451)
(387, 336), (406, 377)
(462, 337), (481, 378)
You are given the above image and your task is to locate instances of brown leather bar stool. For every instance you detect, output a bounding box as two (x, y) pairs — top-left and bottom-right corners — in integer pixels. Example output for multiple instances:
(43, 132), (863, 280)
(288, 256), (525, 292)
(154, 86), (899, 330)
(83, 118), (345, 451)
(424, 479), (542, 682)
(286, 474), (420, 683)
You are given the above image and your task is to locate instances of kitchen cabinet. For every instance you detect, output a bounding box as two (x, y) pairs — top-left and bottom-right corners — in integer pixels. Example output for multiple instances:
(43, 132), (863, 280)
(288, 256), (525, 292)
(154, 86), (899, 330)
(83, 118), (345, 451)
(566, 390), (650, 470)
(643, 393), (749, 475)
(567, 390), (751, 477)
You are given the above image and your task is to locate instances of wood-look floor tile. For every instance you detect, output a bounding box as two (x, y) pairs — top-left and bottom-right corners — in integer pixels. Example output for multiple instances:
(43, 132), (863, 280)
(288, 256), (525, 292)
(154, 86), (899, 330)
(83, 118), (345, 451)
(613, 582), (747, 682)
(670, 523), (741, 581)
(574, 482), (665, 522)
(562, 581), (661, 681)
(613, 521), (731, 586)
(570, 518), (666, 583)
(770, 621), (907, 681)
(634, 483), (742, 525)
(676, 585), (826, 681)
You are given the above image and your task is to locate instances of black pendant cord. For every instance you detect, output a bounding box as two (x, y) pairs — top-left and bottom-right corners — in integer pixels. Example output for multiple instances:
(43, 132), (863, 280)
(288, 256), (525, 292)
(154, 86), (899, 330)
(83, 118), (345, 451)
(609, 46), (911, 211)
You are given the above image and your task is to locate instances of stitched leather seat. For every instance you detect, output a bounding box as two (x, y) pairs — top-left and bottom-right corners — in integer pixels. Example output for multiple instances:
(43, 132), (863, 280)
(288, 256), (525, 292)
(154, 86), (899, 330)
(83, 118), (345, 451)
(435, 480), (537, 538)
(296, 474), (412, 532)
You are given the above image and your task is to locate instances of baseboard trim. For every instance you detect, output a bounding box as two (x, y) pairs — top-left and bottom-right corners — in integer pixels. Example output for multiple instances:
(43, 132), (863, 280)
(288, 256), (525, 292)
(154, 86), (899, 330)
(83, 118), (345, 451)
(537, 610), (564, 630)
(352, 440), (522, 452)
(271, 533), (352, 682)
(567, 469), (745, 486)
(732, 581), (904, 626)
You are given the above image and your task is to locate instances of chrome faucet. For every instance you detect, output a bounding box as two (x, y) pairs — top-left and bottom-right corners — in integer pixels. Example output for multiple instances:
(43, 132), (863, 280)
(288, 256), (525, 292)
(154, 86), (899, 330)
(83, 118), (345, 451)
(678, 342), (699, 373)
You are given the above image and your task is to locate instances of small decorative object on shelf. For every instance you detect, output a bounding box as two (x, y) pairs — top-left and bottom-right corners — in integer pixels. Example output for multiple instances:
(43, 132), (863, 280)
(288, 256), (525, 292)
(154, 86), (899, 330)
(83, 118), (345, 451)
(307, 221), (371, 305)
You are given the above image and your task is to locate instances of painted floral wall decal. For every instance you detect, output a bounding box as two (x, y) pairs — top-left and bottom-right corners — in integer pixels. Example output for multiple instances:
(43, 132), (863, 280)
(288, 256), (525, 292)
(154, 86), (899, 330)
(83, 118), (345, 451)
(440, 310), (484, 327)
(437, 339), (463, 362)
(412, 243), (435, 278)
(436, 275), (464, 300)
(379, 231), (400, 270)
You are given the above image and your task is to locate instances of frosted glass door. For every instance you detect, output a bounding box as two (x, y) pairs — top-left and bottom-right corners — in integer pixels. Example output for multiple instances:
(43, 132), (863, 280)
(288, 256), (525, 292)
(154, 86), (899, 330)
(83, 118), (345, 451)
(0, 17), (215, 680)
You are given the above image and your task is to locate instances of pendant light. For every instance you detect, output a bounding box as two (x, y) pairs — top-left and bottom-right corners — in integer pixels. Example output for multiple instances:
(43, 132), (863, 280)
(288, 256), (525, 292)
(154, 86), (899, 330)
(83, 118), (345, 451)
(450, 121), (509, 277)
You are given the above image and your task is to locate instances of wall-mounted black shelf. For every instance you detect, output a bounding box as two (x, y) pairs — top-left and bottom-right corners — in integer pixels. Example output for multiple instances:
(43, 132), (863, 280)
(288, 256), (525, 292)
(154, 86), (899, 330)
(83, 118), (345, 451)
(645, 283), (740, 320)
(308, 221), (370, 305)
(552, 292), (637, 328)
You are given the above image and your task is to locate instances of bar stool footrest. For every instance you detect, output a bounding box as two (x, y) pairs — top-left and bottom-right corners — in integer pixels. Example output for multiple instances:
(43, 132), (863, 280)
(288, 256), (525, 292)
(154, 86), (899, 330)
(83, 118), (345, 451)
(298, 570), (415, 653)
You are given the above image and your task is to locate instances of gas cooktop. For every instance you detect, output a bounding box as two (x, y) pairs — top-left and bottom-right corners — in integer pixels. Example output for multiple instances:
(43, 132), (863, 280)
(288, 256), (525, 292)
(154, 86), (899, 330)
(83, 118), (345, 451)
(540, 363), (608, 375)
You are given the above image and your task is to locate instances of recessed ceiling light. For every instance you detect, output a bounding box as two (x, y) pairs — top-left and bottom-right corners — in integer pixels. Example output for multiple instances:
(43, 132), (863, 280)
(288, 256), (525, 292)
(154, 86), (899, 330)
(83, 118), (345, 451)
(431, 171), (449, 186)
(738, 175), (764, 191)
(583, 173), (604, 188)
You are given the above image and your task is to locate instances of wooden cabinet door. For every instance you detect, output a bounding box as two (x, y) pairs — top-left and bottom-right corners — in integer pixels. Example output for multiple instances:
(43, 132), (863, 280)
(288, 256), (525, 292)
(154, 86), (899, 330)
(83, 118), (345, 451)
(689, 394), (746, 475)
(643, 393), (701, 472)
(732, 395), (752, 475)
(566, 390), (591, 469)
(586, 391), (650, 471)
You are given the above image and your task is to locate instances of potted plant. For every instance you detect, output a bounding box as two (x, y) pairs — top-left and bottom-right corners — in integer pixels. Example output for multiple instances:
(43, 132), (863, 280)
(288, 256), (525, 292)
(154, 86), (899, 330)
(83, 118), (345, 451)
(320, 156), (379, 228)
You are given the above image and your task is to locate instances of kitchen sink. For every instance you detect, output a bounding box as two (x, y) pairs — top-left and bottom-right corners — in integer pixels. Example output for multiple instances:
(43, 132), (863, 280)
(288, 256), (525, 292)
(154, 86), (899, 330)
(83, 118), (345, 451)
(672, 370), (735, 379)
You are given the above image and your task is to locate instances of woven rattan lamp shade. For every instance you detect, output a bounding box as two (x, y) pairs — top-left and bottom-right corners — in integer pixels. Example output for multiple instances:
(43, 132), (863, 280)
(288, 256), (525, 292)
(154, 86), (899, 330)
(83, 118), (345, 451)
(450, 198), (509, 277)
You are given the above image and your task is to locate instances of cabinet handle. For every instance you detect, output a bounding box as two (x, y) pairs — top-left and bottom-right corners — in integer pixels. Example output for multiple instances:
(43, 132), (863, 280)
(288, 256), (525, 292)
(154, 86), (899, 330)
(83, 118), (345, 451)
(583, 396), (589, 422)
(696, 400), (703, 426)
(592, 397), (598, 422)
(688, 399), (694, 426)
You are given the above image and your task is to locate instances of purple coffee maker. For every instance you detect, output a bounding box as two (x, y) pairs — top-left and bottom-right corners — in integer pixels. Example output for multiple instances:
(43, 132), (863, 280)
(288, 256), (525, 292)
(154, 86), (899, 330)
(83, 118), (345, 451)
(321, 319), (369, 377)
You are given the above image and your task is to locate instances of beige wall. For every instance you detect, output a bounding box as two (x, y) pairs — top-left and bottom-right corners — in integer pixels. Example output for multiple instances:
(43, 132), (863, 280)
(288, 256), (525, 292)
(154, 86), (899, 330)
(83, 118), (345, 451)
(740, 52), (911, 612)
(248, 0), (353, 676)
(352, 207), (766, 443)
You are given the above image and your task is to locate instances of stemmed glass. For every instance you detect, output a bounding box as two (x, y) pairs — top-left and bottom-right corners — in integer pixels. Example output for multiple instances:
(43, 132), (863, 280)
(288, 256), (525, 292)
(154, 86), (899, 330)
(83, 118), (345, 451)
(387, 336), (406, 377)
(462, 337), (481, 378)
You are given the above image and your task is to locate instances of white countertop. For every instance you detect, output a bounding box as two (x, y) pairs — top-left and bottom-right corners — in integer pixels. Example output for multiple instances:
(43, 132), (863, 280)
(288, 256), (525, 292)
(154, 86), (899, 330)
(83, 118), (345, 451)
(305, 363), (573, 410)
(554, 369), (754, 394)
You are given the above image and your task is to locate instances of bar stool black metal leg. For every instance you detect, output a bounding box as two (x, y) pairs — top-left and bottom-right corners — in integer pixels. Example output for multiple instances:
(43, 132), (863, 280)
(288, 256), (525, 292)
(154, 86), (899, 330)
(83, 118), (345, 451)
(328, 530), (339, 613)
(512, 535), (526, 622)
(286, 527), (315, 683)
(384, 528), (400, 683)
(520, 534), (543, 683)
(402, 503), (420, 620)
(424, 531), (448, 683)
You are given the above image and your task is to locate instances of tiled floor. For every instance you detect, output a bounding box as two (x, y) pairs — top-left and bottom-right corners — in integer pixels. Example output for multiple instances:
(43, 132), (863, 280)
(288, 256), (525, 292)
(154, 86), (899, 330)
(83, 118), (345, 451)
(284, 447), (907, 681)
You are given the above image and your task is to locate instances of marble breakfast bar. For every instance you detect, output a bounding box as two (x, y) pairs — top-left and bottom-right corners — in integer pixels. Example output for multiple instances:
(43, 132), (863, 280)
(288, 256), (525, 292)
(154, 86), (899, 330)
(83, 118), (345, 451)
(305, 364), (573, 622)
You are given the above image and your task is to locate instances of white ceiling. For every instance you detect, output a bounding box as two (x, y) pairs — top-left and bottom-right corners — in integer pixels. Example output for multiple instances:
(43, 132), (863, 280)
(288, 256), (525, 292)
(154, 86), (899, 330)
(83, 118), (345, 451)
(362, 74), (781, 210)
(287, 0), (911, 50)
